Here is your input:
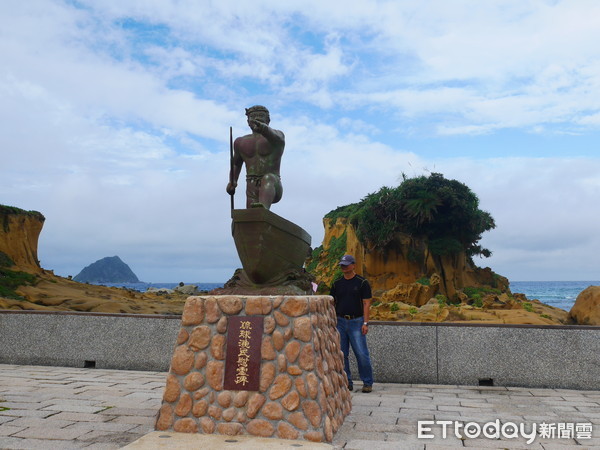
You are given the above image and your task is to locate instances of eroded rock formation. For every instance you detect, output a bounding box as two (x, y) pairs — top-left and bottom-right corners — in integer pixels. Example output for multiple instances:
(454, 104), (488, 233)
(309, 217), (508, 300)
(306, 217), (570, 325)
(0, 204), (191, 314)
(569, 286), (600, 325)
(0, 205), (45, 272)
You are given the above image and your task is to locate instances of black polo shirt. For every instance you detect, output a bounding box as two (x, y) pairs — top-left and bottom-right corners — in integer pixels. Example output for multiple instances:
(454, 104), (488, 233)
(330, 274), (372, 317)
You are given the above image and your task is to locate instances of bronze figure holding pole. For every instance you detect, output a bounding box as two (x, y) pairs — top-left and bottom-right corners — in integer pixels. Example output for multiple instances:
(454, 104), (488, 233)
(226, 106), (284, 210)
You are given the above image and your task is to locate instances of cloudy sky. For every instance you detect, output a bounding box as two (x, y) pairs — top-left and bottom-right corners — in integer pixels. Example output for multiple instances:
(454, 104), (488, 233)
(2, 0), (600, 283)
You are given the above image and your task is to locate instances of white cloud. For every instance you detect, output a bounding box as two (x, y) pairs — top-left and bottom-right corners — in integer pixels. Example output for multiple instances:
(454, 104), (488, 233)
(440, 156), (600, 280)
(2, 0), (600, 284)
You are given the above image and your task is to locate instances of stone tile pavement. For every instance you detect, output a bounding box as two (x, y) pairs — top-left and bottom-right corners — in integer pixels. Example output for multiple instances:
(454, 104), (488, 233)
(0, 364), (599, 449)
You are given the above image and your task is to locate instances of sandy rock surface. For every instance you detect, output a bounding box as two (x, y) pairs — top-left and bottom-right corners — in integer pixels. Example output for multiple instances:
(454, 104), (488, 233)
(0, 270), (188, 314)
(569, 285), (600, 325)
(0, 270), (572, 325)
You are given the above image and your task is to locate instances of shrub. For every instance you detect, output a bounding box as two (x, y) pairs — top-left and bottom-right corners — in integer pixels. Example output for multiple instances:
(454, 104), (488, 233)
(416, 277), (430, 286)
(463, 286), (501, 299)
(305, 245), (323, 273)
(0, 204), (45, 233)
(0, 268), (37, 300)
(323, 173), (495, 257)
(306, 231), (347, 283)
(0, 251), (15, 268)
(463, 286), (479, 297)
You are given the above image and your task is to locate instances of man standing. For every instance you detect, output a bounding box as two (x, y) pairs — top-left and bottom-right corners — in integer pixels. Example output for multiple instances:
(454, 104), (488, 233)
(330, 254), (374, 393)
(226, 105), (284, 210)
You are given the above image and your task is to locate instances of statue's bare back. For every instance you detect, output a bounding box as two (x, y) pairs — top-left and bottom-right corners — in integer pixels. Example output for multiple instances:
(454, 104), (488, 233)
(227, 106), (285, 209)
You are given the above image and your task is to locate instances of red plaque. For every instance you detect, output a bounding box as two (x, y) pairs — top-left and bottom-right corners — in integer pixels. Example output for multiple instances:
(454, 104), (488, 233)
(223, 316), (264, 391)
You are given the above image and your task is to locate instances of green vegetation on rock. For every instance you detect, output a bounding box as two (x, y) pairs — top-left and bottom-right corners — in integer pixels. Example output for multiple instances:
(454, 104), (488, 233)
(325, 173), (495, 258)
(463, 286), (502, 298)
(305, 246), (323, 274)
(436, 294), (447, 306)
(307, 231), (347, 285)
(0, 204), (45, 233)
(0, 251), (15, 268)
(462, 286), (502, 307)
(416, 277), (430, 286)
(0, 268), (37, 300)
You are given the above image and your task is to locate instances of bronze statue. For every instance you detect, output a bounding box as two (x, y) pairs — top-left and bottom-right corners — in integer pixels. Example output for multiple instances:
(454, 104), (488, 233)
(226, 105), (284, 210)
(214, 105), (313, 295)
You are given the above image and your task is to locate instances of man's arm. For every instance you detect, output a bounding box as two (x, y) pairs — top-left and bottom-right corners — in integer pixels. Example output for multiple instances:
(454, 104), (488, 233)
(362, 298), (371, 335)
(361, 278), (373, 335)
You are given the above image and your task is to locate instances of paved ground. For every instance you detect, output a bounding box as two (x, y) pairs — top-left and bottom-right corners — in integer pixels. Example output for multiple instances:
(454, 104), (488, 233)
(0, 364), (599, 449)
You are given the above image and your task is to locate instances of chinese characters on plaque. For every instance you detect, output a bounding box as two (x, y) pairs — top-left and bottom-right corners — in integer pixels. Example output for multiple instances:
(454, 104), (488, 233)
(223, 316), (263, 391)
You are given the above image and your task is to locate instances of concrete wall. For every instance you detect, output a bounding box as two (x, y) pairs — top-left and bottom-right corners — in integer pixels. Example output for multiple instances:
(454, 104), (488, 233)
(349, 322), (600, 390)
(1, 311), (599, 389)
(0, 311), (180, 371)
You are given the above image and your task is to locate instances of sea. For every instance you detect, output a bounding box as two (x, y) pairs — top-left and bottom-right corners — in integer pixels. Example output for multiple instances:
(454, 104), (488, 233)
(98, 282), (224, 293)
(509, 280), (600, 312)
(95, 280), (599, 313)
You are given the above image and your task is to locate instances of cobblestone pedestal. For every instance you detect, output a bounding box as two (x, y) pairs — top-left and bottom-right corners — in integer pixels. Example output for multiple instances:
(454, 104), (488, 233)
(155, 295), (351, 443)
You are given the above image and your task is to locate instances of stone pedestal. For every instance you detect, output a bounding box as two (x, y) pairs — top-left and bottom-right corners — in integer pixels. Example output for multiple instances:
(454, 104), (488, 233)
(156, 295), (351, 443)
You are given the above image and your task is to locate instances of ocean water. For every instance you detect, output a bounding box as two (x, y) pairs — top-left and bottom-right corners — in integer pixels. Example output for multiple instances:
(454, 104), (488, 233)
(93, 280), (598, 313)
(509, 280), (600, 312)
(94, 282), (224, 292)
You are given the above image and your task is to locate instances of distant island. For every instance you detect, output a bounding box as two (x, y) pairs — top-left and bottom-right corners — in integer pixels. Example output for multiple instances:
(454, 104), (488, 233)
(74, 256), (139, 283)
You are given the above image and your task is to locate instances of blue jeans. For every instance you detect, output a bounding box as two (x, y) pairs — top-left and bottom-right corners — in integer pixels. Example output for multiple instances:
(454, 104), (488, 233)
(336, 316), (373, 386)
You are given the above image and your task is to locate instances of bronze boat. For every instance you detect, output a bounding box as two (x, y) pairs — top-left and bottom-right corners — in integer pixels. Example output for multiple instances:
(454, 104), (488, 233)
(231, 208), (311, 285)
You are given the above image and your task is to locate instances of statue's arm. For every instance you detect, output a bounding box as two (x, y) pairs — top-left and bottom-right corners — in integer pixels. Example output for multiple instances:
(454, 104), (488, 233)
(250, 119), (285, 147)
(227, 140), (244, 194)
(262, 126), (285, 147)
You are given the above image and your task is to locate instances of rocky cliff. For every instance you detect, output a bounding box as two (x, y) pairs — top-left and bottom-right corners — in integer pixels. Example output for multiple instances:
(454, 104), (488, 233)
(308, 217), (508, 300)
(0, 204), (189, 314)
(0, 205), (45, 273)
(306, 217), (569, 325)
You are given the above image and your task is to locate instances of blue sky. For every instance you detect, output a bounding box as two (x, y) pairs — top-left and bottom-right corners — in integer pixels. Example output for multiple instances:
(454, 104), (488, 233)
(2, 0), (600, 282)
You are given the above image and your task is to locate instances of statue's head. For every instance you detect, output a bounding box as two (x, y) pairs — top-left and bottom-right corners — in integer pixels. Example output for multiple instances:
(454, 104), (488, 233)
(245, 105), (270, 124)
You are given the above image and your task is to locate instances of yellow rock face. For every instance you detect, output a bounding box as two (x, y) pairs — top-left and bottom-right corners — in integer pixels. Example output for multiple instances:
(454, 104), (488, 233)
(569, 286), (600, 325)
(0, 210), (44, 272)
(309, 217), (508, 299)
(308, 217), (571, 325)
(4, 272), (190, 314)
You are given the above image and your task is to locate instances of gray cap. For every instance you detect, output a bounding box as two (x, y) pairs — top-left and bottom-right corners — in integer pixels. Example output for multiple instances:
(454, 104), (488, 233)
(339, 255), (356, 266)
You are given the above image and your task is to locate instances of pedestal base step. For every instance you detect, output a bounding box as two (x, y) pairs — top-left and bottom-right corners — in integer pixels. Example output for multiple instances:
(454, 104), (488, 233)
(123, 431), (333, 449)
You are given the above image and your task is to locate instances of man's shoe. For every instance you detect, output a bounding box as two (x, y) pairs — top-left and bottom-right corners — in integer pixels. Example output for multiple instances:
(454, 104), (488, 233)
(348, 385), (354, 392)
(361, 385), (372, 393)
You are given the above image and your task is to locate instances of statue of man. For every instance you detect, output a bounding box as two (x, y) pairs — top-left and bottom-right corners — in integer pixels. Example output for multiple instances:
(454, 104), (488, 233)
(226, 106), (284, 210)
